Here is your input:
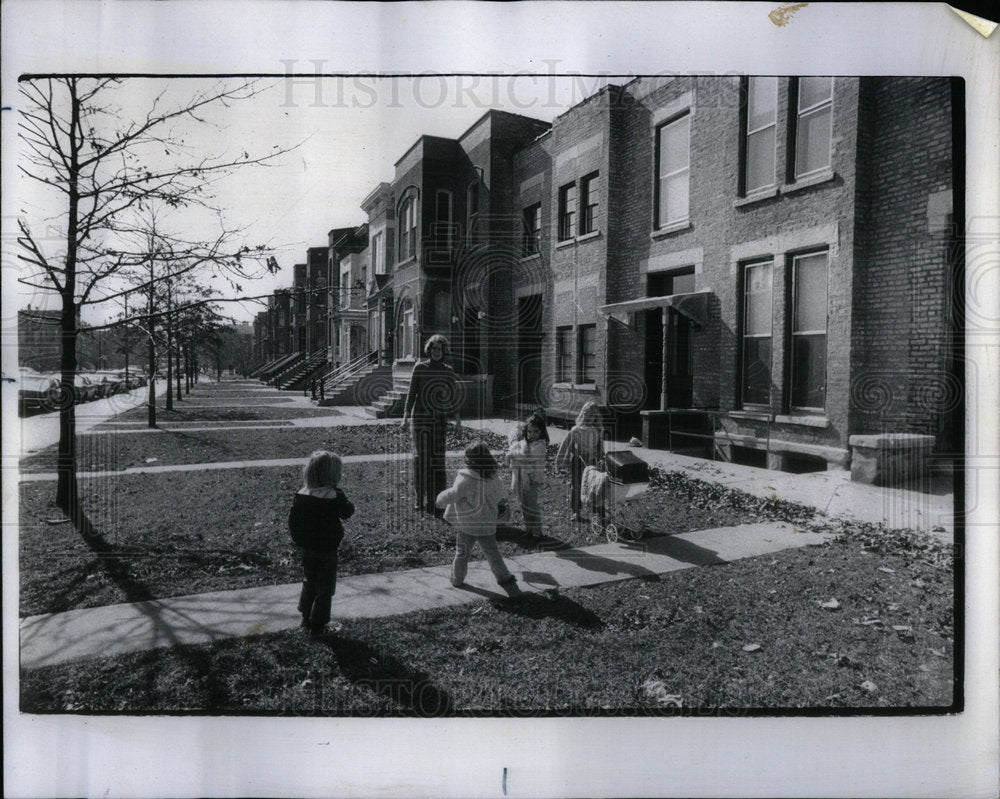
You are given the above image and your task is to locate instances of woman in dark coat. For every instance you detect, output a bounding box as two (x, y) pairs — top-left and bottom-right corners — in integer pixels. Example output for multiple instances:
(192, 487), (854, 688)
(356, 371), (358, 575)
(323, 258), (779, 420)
(400, 334), (461, 514)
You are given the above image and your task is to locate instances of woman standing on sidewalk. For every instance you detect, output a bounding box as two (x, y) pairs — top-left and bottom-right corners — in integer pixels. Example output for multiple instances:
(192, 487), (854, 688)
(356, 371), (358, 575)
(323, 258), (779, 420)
(400, 334), (461, 515)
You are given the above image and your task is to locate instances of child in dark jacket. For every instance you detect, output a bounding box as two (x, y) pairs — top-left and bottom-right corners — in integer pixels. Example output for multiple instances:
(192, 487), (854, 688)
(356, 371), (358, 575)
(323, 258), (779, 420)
(288, 450), (355, 637)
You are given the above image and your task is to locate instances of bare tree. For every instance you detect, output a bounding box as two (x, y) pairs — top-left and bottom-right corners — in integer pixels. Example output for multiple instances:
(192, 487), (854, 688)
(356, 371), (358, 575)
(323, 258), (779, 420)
(16, 77), (287, 525)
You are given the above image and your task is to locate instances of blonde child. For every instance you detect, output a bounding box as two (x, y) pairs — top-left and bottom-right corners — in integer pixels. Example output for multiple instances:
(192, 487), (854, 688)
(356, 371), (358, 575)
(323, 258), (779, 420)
(555, 401), (604, 521)
(288, 450), (355, 637)
(436, 441), (520, 595)
(507, 411), (550, 539)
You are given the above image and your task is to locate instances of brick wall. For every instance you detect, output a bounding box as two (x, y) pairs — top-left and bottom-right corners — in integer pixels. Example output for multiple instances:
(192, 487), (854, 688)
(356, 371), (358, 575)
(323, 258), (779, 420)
(850, 77), (956, 449)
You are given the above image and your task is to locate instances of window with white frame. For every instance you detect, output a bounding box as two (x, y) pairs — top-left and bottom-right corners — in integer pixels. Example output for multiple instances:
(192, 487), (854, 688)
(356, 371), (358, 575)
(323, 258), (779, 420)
(558, 182), (577, 241)
(741, 259), (773, 406)
(790, 250), (829, 409)
(555, 326), (573, 382)
(793, 77), (833, 178)
(577, 324), (597, 383)
(522, 203), (541, 256)
(397, 194), (417, 262)
(743, 77), (777, 193)
(580, 172), (600, 234)
(656, 113), (691, 228)
(371, 232), (383, 274)
(340, 270), (350, 309)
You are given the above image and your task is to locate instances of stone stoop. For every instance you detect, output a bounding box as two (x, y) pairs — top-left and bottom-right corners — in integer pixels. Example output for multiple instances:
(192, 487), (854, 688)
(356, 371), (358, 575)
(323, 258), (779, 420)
(316, 364), (392, 407)
(848, 433), (936, 486)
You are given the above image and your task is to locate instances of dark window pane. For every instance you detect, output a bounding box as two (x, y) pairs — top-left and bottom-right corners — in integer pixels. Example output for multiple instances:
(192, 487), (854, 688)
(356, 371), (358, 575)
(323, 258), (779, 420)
(791, 334), (827, 408)
(742, 337), (772, 405)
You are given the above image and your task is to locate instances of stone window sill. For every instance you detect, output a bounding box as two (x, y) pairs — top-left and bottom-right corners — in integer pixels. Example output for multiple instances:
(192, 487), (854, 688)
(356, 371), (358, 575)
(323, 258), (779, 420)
(650, 220), (692, 240)
(555, 238), (576, 250)
(576, 230), (602, 243)
(782, 169), (836, 195)
(774, 414), (830, 428)
(733, 186), (779, 208)
(552, 382), (599, 393)
(730, 409), (774, 422)
(519, 253), (541, 263)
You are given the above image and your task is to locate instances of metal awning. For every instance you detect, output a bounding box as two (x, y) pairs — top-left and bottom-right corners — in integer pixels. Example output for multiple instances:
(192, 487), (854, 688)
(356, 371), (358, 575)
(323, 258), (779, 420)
(599, 289), (712, 328)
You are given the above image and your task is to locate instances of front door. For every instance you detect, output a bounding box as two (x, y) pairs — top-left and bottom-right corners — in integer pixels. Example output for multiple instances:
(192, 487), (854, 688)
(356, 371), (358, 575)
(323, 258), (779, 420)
(645, 306), (692, 409)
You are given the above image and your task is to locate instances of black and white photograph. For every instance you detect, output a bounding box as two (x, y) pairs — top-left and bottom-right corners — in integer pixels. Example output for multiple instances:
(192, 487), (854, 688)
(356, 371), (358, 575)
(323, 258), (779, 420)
(3, 2), (998, 798)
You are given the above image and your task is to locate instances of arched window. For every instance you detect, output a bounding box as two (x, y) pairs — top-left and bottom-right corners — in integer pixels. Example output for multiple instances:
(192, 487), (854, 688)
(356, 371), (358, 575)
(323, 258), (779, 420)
(397, 191), (418, 262)
(396, 298), (415, 359)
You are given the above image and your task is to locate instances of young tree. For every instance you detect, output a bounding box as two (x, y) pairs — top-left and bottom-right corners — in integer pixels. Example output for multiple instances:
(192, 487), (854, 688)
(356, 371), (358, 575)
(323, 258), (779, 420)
(16, 77), (287, 524)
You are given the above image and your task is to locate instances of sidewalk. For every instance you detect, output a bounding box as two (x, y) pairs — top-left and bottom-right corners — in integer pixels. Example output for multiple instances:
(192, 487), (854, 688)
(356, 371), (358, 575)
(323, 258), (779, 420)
(20, 520), (828, 669)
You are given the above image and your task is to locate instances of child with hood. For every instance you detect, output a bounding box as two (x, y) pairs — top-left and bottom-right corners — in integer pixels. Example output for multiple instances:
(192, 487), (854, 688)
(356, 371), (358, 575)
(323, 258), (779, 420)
(436, 441), (520, 595)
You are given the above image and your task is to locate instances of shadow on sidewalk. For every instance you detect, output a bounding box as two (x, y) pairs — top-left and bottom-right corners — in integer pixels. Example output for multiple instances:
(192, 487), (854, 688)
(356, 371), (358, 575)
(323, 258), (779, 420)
(635, 534), (728, 567)
(554, 547), (661, 580)
(316, 634), (455, 716)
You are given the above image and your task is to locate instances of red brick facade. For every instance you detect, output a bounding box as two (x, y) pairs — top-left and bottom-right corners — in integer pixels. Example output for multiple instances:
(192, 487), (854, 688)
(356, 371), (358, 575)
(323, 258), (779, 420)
(256, 77), (958, 475)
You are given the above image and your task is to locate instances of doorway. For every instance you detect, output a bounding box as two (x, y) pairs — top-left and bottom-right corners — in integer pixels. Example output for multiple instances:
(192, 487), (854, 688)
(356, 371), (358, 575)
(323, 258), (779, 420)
(517, 294), (543, 405)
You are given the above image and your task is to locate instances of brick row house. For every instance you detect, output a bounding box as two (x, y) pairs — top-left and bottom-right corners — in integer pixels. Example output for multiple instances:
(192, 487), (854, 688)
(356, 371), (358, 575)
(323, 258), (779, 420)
(253, 76), (959, 483)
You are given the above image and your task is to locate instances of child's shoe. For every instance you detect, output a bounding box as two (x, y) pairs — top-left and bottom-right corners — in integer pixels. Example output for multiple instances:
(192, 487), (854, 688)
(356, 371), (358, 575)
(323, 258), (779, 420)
(498, 576), (522, 597)
(450, 578), (465, 588)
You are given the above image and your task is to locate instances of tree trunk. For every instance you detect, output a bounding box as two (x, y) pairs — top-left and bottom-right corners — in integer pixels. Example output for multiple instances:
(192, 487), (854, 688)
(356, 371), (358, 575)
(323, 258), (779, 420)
(55, 81), (81, 521)
(56, 294), (80, 517)
(175, 340), (182, 401)
(165, 283), (174, 412)
(147, 266), (157, 429)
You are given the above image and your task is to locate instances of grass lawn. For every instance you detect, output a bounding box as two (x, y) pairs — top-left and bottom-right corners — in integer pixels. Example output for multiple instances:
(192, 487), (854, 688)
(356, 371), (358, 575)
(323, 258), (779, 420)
(19, 417), (504, 473)
(17, 379), (956, 713)
(19, 525), (954, 713)
(19, 464), (779, 616)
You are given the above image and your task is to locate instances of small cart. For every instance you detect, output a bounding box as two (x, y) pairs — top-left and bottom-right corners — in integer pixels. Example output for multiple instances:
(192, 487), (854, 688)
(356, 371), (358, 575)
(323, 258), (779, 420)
(590, 476), (650, 542)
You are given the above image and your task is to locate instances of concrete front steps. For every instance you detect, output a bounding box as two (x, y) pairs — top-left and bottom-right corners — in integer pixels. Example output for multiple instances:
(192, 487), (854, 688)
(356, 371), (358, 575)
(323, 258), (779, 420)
(367, 375), (410, 418)
(316, 364), (393, 406)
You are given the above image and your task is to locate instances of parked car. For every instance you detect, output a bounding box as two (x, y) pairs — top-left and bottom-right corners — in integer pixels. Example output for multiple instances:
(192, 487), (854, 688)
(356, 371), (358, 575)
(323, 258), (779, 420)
(94, 370), (127, 395)
(73, 374), (100, 402)
(18, 371), (61, 413)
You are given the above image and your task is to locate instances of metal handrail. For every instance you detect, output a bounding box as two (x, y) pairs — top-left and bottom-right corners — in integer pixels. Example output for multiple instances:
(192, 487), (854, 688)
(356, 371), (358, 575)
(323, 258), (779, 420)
(319, 349), (378, 391)
(272, 351), (323, 386)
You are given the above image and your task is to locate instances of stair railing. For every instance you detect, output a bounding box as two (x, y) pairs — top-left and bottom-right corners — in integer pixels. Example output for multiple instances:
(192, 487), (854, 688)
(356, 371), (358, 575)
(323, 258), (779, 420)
(320, 349), (378, 393)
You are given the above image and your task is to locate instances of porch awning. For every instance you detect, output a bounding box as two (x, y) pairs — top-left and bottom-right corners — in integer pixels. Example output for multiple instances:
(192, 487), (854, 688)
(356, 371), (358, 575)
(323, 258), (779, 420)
(598, 289), (712, 328)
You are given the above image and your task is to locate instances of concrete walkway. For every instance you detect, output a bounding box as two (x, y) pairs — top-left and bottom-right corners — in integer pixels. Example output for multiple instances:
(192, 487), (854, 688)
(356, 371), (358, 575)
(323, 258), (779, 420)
(20, 521), (828, 669)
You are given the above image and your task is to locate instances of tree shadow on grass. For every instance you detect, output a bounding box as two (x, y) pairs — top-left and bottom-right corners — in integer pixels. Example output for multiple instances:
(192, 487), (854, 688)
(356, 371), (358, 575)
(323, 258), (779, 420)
(316, 634), (455, 716)
(76, 511), (157, 604)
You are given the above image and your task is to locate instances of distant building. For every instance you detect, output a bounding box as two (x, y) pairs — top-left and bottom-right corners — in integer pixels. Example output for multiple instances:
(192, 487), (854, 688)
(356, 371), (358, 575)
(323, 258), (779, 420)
(18, 307), (62, 371)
